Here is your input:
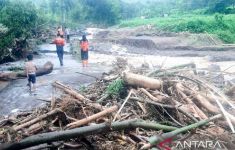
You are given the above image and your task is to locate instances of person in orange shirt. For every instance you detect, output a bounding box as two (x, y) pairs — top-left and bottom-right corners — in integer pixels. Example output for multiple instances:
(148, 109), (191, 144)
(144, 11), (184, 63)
(51, 34), (65, 66)
(80, 35), (89, 67)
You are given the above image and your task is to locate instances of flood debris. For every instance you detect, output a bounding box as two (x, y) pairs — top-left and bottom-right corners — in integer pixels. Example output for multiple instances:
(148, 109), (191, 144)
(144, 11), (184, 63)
(0, 60), (235, 150)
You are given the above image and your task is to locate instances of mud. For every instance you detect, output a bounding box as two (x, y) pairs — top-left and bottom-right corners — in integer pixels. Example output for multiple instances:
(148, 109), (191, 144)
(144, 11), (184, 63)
(93, 28), (235, 62)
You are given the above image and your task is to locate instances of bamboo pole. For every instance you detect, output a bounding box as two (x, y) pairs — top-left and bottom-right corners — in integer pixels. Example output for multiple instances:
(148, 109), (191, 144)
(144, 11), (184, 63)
(0, 119), (178, 150)
(66, 105), (118, 129)
(141, 114), (223, 149)
(113, 90), (133, 121)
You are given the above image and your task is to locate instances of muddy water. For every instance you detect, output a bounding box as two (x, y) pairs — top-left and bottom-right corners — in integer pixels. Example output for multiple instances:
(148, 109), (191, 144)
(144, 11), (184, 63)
(91, 44), (235, 74)
(0, 44), (111, 116)
(0, 28), (234, 116)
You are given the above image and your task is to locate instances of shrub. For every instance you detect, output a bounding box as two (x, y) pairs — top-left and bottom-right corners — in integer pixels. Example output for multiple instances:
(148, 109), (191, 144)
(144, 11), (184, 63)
(216, 30), (235, 43)
(0, 0), (39, 63)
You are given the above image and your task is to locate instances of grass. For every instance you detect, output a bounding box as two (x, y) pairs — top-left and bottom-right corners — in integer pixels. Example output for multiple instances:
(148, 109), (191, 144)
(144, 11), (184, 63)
(119, 14), (235, 43)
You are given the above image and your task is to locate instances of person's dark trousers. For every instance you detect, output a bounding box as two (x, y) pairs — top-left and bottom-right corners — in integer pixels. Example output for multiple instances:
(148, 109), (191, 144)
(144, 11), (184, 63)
(67, 35), (70, 43)
(56, 45), (64, 66)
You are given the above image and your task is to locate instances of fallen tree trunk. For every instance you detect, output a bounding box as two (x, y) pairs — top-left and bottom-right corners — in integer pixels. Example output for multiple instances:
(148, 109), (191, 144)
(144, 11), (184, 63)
(66, 105), (118, 129)
(0, 61), (53, 81)
(0, 119), (178, 150)
(123, 72), (162, 90)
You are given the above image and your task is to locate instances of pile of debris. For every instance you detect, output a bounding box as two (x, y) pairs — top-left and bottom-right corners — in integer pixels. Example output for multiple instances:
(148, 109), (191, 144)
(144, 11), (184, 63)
(0, 59), (235, 150)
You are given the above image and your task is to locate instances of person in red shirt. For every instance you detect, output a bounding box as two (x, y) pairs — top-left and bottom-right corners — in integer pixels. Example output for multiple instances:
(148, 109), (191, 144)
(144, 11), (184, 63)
(80, 35), (89, 67)
(51, 34), (65, 66)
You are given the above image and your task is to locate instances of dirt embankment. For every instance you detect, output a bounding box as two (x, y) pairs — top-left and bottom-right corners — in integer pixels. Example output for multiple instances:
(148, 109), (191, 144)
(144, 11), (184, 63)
(92, 27), (235, 61)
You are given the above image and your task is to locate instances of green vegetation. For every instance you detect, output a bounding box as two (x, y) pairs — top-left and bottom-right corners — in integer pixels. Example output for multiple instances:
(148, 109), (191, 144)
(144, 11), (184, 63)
(117, 0), (235, 43)
(119, 14), (235, 43)
(0, 0), (43, 63)
(1, 0), (235, 63)
(31, 0), (122, 26)
(106, 78), (125, 96)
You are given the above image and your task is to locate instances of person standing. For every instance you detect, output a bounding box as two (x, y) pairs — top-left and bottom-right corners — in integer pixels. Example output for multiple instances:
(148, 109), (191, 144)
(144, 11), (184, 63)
(51, 34), (65, 66)
(57, 26), (64, 36)
(80, 35), (89, 67)
(25, 54), (37, 92)
(65, 27), (70, 43)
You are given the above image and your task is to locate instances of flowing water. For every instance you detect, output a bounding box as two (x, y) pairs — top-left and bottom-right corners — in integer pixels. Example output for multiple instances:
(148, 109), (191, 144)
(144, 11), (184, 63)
(0, 28), (234, 116)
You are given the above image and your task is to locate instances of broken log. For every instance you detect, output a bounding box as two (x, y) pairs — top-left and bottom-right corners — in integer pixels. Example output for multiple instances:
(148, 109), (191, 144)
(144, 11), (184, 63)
(27, 121), (47, 134)
(129, 97), (198, 123)
(66, 105), (118, 129)
(52, 81), (90, 103)
(176, 83), (219, 114)
(0, 119), (178, 150)
(12, 108), (62, 131)
(123, 72), (162, 90)
(140, 88), (162, 102)
(175, 83), (208, 119)
(0, 61), (53, 81)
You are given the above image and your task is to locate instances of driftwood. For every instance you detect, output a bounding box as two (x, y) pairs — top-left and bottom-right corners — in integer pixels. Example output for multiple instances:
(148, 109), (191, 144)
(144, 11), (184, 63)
(176, 83), (219, 114)
(27, 121), (47, 134)
(52, 81), (88, 103)
(141, 114), (223, 149)
(52, 81), (103, 111)
(113, 90), (133, 121)
(0, 61), (53, 81)
(175, 83), (211, 119)
(0, 119), (178, 150)
(123, 72), (162, 90)
(66, 105), (118, 129)
(147, 62), (196, 76)
(1, 63), (234, 149)
(140, 88), (163, 102)
(129, 97), (198, 123)
(12, 109), (62, 131)
(210, 91), (235, 133)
